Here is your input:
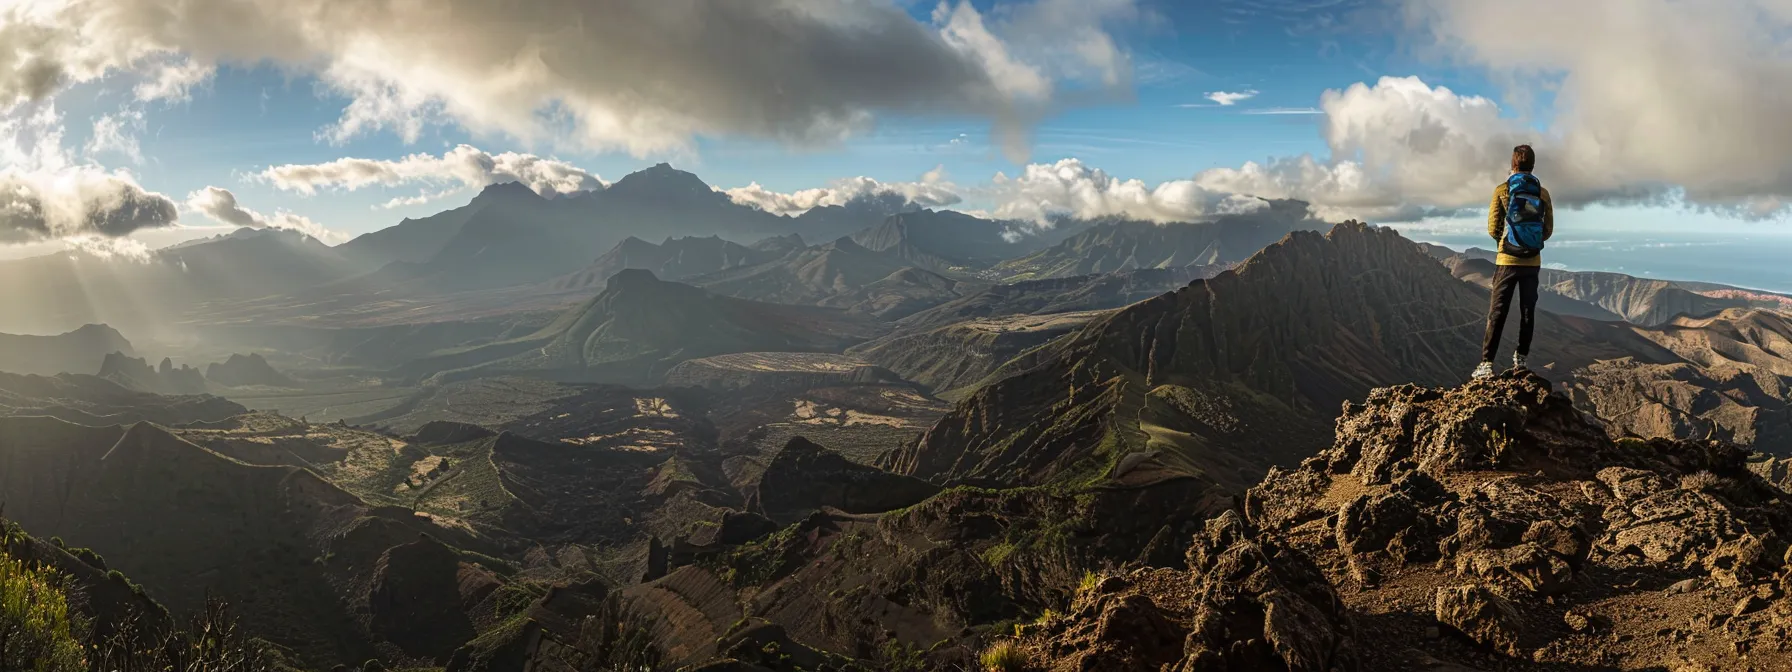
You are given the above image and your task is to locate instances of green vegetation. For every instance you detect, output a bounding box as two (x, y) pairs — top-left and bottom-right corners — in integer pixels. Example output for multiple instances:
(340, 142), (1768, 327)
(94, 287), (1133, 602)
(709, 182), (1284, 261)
(1078, 570), (1103, 594)
(979, 640), (1028, 672)
(4, 516), (290, 672)
(0, 548), (86, 672)
(875, 640), (928, 672)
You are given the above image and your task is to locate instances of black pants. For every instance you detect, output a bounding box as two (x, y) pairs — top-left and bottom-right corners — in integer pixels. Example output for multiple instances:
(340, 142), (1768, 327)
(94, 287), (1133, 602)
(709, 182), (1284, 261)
(1481, 264), (1540, 362)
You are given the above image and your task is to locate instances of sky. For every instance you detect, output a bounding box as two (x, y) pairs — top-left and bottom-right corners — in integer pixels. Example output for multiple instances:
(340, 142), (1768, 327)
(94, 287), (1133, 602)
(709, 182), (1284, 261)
(5, 0), (1792, 288)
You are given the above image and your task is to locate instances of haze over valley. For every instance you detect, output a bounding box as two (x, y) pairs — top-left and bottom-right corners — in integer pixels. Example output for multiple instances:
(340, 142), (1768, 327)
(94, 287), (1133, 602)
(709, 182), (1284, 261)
(6, 1), (1792, 671)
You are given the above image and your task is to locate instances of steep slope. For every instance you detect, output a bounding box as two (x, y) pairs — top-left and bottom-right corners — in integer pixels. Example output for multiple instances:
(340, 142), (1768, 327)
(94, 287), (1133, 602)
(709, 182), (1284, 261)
(0, 324), (134, 376)
(549, 235), (779, 291)
(745, 437), (939, 521)
(848, 210), (1030, 272)
(0, 417), (495, 667)
(849, 310), (1109, 396)
(397, 270), (881, 386)
(991, 199), (1317, 280)
(887, 222), (1659, 490)
(335, 186), (514, 267)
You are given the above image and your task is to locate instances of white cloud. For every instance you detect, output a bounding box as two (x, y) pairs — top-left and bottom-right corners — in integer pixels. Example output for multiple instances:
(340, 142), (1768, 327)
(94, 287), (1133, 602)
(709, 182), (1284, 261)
(1407, 0), (1792, 215)
(1204, 90), (1258, 106)
(184, 186), (347, 244)
(991, 158), (1269, 226)
(258, 144), (607, 207)
(85, 109), (144, 164)
(1191, 76), (1531, 221)
(65, 234), (152, 262)
(1, 0), (1144, 162)
(1199, 1), (1792, 222)
(0, 103), (177, 243)
(726, 169), (963, 217)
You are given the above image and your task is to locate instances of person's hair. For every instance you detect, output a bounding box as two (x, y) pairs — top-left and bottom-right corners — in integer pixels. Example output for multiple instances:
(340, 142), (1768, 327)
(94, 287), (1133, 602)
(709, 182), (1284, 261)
(1511, 145), (1536, 172)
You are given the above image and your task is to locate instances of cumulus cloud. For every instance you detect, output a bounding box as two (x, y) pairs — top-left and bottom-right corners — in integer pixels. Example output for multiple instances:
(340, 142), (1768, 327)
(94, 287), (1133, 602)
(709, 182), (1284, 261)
(2, 0), (1144, 161)
(1191, 76), (1525, 221)
(0, 103), (177, 243)
(1408, 0), (1792, 215)
(992, 158), (1269, 226)
(185, 186), (346, 244)
(0, 167), (179, 243)
(259, 145), (607, 208)
(1198, 1), (1792, 221)
(1204, 90), (1258, 106)
(725, 169), (963, 216)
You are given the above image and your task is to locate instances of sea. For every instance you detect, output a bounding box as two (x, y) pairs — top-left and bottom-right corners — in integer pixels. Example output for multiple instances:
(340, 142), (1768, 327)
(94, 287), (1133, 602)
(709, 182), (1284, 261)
(1392, 227), (1792, 295)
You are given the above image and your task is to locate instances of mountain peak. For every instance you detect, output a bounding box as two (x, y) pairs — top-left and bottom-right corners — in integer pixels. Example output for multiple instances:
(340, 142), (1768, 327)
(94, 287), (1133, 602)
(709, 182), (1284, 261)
(606, 163), (714, 199)
(472, 181), (542, 202)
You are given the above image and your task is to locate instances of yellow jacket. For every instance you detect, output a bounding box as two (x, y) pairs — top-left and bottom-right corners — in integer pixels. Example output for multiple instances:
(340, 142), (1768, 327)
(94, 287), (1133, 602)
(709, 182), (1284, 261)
(1487, 176), (1554, 266)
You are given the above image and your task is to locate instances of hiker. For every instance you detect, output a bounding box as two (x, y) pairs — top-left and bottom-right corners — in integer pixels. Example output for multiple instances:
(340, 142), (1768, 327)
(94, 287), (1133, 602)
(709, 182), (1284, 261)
(1474, 144), (1554, 380)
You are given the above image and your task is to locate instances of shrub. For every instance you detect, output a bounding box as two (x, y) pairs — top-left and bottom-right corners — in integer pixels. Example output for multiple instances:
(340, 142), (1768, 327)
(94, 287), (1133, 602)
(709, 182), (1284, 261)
(1078, 570), (1102, 594)
(1681, 470), (1723, 493)
(0, 552), (87, 672)
(563, 597), (664, 672)
(979, 640), (1028, 672)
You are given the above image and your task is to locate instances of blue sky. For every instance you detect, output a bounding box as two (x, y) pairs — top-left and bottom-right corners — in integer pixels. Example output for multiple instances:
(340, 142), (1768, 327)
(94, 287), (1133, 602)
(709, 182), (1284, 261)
(8, 0), (1792, 289)
(31, 0), (1439, 235)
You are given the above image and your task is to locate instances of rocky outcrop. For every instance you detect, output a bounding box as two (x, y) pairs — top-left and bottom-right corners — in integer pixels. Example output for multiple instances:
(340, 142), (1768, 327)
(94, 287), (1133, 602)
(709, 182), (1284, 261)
(1017, 510), (1359, 671)
(1240, 372), (1792, 669)
(204, 352), (297, 388)
(97, 352), (208, 395)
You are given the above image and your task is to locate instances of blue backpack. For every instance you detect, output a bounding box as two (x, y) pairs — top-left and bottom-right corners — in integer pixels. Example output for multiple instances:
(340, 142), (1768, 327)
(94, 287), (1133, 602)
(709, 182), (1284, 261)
(1503, 173), (1547, 257)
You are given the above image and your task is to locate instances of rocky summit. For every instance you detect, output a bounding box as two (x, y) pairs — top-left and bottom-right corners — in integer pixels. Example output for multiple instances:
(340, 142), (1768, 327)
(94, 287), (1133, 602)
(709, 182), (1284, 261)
(1012, 373), (1792, 671)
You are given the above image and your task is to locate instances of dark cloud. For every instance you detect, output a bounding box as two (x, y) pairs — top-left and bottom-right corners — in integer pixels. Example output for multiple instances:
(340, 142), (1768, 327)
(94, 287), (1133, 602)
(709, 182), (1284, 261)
(0, 169), (178, 243)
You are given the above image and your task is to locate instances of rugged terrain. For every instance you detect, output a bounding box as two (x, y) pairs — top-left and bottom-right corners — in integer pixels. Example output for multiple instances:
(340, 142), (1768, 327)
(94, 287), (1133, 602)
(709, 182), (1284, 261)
(1014, 373), (1792, 671)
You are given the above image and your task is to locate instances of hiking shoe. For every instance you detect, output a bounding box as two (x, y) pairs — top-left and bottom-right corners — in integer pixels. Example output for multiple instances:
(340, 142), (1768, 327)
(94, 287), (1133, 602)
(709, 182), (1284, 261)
(1472, 362), (1494, 379)
(1513, 353), (1529, 371)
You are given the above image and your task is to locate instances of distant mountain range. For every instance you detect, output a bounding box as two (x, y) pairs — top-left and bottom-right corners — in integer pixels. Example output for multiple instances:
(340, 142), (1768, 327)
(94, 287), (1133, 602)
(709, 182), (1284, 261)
(1421, 244), (1783, 326)
(0, 228), (370, 337)
(548, 235), (781, 291)
(992, 199), (1316, 280)
(394, 269), (882, 386)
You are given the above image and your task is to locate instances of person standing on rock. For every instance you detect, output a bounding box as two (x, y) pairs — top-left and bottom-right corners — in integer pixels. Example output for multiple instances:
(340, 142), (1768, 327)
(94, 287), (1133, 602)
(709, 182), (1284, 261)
(1474, 144), (1554, 380)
